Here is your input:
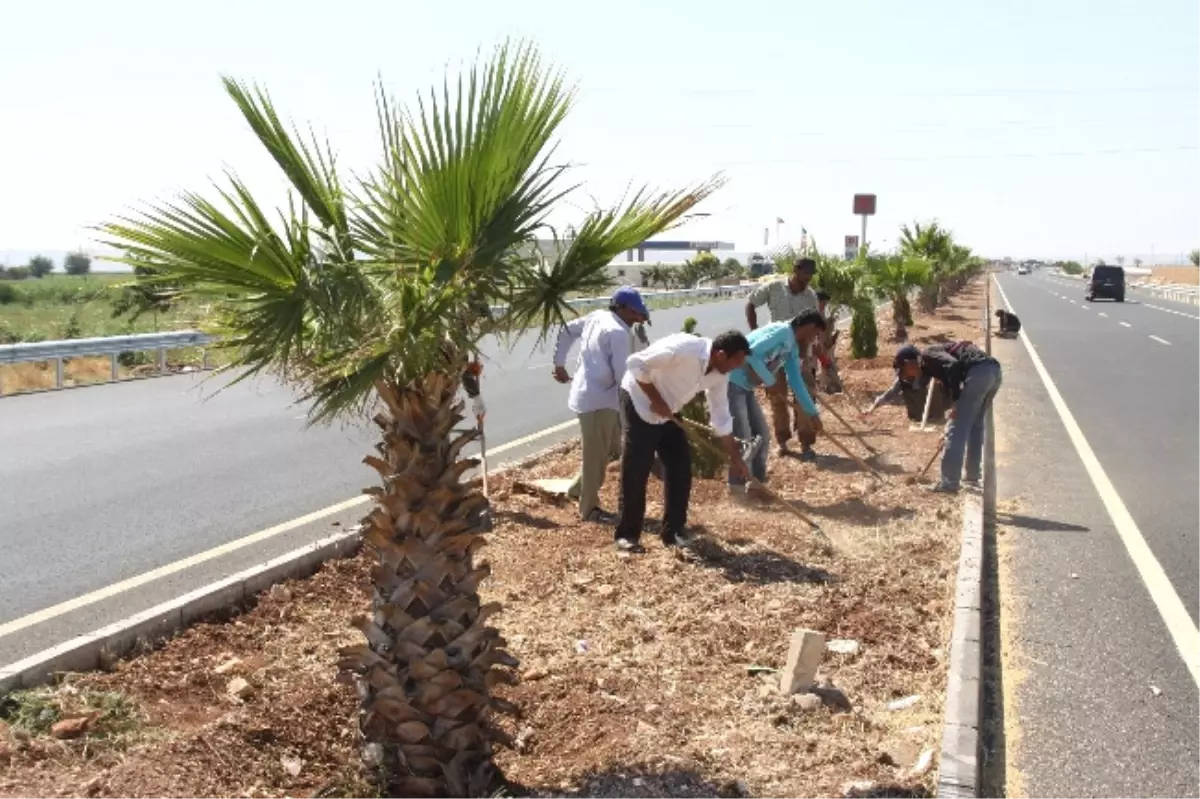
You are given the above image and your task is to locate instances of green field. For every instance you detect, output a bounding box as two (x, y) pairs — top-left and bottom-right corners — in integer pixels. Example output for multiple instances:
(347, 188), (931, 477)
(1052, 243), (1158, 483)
(0, 274), (210, 345)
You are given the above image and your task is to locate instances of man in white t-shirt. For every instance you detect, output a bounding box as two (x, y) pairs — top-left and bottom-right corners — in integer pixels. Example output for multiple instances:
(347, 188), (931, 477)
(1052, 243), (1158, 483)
(614, 330), (752, 552)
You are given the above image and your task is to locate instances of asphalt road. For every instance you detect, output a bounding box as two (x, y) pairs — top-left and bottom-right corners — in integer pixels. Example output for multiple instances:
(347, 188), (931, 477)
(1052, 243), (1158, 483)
(0, 297), (754, 665)
(991, 271), (1199, 797)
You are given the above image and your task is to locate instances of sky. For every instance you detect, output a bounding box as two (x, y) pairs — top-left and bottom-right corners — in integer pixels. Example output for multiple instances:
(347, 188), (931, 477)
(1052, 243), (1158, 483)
(1, 0), (1197, 268)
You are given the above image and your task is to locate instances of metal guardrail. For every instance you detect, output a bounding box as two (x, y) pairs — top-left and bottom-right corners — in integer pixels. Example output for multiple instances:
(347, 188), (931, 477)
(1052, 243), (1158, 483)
(1130, 282), (1200, 306)
(0, 331), (215, 394)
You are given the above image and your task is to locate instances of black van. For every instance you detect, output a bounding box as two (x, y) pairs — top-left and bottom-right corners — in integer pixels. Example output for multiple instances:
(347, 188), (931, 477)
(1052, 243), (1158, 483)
(1086, 265), (1125, 302)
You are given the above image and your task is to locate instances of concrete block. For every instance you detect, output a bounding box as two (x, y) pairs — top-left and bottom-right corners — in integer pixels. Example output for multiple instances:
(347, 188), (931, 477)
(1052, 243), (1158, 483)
(780, 629), (825, 694)
(242, 555), (303, 599)
(0, 666), (22, 695)
(179, 575), (246, 626)
(950, 605), (981, 644)
(954, 576), (982, 611)
(94, 606), (183, 658)
(13, 633), (105, 688)
(944, 674), (982, 733)
(948, 637), (981, 684)
(937, 722), (979, 794)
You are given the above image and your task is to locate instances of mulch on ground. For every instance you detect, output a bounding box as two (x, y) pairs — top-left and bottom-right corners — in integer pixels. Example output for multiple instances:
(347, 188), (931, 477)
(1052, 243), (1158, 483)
(0, 283), (989, 798)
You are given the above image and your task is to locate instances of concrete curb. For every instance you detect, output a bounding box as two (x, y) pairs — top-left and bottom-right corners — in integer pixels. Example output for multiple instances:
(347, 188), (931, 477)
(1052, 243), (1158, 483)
(0, 437), (576, 697)
(936, 408), (993, 797)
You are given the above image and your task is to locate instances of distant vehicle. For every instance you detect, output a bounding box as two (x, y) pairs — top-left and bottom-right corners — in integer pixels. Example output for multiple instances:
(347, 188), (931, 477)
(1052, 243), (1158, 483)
(1017, 265), (1030, 275)
(1086, 265), (1125, 302)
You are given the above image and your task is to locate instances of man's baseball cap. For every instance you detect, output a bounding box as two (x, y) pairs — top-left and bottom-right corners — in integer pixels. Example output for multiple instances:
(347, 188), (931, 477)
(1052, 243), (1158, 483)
(611, 286), (650, 322)
(893, 344), (920, 369)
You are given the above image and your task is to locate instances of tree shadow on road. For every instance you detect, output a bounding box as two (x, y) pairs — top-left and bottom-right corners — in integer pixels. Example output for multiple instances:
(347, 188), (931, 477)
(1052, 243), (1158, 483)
(996, 511), (1089, 533)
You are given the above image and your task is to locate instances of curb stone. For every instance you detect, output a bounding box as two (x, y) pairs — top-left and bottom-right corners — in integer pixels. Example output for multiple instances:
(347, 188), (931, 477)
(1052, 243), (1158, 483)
(0, 437), (577, 697)
(936, 413), (992, 797)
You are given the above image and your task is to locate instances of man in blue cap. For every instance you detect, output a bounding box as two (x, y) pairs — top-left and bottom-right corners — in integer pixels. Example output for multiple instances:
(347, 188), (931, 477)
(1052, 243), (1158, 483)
(552, 286), (651, 522)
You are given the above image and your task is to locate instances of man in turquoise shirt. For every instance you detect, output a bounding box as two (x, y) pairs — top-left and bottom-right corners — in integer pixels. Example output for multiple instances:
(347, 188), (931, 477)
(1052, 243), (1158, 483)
(727, 311), (826, 490)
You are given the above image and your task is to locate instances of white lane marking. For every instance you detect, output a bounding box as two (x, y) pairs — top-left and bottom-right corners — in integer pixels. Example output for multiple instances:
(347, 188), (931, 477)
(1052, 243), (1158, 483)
(1098, 312), (1108, 317)
(1069, 300), (1077, 304)
(994, 276), (1200, 687)
(1120, 321), (1133, 328)
(1149, 335), (1172, 345)
(526, 361), (551, 371)
(0, 417), (578, 640)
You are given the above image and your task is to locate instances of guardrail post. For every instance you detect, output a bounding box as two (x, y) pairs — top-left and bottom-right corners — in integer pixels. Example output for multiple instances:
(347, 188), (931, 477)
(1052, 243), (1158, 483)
(157, 347), (166, 374)
(202, 349), (211, 370)
(55, 357), (64, 389)
(111, 353), (120, 382)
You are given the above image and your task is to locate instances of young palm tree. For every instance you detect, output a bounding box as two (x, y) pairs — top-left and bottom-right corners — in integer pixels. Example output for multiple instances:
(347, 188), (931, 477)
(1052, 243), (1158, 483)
(867, 253), (931, 341)
(899, 220), (952, 312)
(99, 43), (720, 797)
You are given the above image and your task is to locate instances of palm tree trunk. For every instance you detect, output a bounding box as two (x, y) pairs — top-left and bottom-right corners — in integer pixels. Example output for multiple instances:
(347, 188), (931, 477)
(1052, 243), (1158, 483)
(891, 292), (911, 341)
(339, 371), (518, 797)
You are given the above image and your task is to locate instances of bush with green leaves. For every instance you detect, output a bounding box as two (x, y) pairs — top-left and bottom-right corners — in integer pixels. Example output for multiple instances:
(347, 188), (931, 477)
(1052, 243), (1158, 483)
(0, 283), (17, 305)
(1059, 261), (1084, 275)
(850, 298), (879, 359)
(678, 317), (726, 477)
(28, 255), (54, 278)
(63, 252), (92, 275)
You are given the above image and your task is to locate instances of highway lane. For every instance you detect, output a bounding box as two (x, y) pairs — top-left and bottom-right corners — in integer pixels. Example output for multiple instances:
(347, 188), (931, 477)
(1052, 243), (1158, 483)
(0, 297), (752, 664)
(991, 272), (1199, 796)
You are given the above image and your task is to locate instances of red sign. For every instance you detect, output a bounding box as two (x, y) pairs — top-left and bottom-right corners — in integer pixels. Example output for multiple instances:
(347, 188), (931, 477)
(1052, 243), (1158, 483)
(844, 235), (859, 248)
(853, 194), (877, 216)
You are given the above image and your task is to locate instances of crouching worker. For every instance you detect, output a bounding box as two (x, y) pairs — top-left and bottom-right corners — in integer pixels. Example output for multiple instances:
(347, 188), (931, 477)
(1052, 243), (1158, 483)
(614, 331), (752, 553)
(727, 311), (827, 494)
(892, 342), (1002, 493)
(995, 309), (1021, 338)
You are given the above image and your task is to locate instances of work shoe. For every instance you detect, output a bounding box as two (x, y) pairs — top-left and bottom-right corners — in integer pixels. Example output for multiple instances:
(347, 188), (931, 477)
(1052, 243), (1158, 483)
(962, 478), (983, 491)
(799, 448), (818, 464)
(926, 482), (960, 494)
(741, 434), (766, 465)
(614, 538), (645, 554)
(584, 507), (618, 524)
(663, 529), (699, 548)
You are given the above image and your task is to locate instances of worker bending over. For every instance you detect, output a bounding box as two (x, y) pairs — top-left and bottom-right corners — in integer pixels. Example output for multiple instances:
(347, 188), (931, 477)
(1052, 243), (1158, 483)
(726, 312), (827, 493)
(614, 331), (752, 552)
(891, 342), (1002, 493)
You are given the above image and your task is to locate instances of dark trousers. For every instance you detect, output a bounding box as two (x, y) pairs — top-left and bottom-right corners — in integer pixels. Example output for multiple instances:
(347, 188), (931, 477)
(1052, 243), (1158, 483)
(614, 389), (692, 544)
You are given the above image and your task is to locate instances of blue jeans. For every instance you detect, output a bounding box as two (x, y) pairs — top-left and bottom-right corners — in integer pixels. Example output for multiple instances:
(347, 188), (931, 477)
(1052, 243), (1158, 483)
(728, 383), (769, 486)
(941, 360), (1002, 488)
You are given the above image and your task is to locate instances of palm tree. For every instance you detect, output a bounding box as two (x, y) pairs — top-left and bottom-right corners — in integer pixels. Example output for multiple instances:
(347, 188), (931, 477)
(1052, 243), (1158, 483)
(868, 253), (931, 341)
(899, 220), (952, 311)
(99, 43), (720, 797)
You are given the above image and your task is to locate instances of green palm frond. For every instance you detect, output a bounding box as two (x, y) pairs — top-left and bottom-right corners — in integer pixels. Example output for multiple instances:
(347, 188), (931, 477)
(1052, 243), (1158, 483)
(97, 40), (725, 423)
(505, 180), (725, 339)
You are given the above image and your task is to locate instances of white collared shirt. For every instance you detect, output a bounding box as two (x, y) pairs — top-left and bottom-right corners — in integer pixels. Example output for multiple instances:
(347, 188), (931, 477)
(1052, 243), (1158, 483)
(620, 333), (734, 436)
(553, 309), (635, 414)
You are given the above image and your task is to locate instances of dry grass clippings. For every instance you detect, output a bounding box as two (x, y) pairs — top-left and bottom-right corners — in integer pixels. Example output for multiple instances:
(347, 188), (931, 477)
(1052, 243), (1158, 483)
(0, 283), (989, 798)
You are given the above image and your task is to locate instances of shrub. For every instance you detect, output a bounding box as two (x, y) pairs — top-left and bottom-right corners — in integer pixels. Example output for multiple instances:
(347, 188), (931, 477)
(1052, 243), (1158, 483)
(678, 317), (726, 478)
(850, 298), (878, 358)
(0, 283), (17, 305)
(64, 252), (92, 275)
(28, 255), (54, 278)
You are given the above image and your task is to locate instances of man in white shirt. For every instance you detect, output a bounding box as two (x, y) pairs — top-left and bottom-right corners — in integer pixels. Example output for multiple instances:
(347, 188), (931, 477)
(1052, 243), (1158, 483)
(552, 287), (650, 522)
(614, 330), (752, 552)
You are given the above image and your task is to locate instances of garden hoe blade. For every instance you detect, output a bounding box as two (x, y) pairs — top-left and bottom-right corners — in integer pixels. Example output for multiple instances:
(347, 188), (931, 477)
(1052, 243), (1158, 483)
(907, 435), (946, 485)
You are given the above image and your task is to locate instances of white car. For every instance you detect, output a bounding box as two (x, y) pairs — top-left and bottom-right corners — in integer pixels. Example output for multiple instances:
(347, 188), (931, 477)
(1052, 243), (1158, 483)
(1017, 266), (1030, 275)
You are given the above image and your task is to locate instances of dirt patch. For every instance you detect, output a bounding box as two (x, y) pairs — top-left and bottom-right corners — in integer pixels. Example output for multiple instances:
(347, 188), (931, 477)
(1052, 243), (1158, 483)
(1148, 266), (1199, 286)
(0, 283), (989, 798)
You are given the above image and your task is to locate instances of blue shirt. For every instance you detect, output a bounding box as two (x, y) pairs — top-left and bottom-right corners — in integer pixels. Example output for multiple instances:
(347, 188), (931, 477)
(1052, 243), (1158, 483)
(728, 322), (818, 417)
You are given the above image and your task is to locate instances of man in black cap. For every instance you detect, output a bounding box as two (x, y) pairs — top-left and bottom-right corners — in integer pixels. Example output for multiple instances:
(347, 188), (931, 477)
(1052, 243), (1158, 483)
(869, 342), (1002, 492)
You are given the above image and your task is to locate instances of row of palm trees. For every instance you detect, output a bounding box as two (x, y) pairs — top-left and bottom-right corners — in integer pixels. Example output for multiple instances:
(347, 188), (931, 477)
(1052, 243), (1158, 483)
(779, 224), (985, 355)
(100, 43), (721, 797)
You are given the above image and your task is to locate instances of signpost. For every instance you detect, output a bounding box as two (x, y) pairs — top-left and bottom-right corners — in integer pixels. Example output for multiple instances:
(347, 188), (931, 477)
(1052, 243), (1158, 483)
(844, 235), (860, 261)
(853, 194), (877, 255)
